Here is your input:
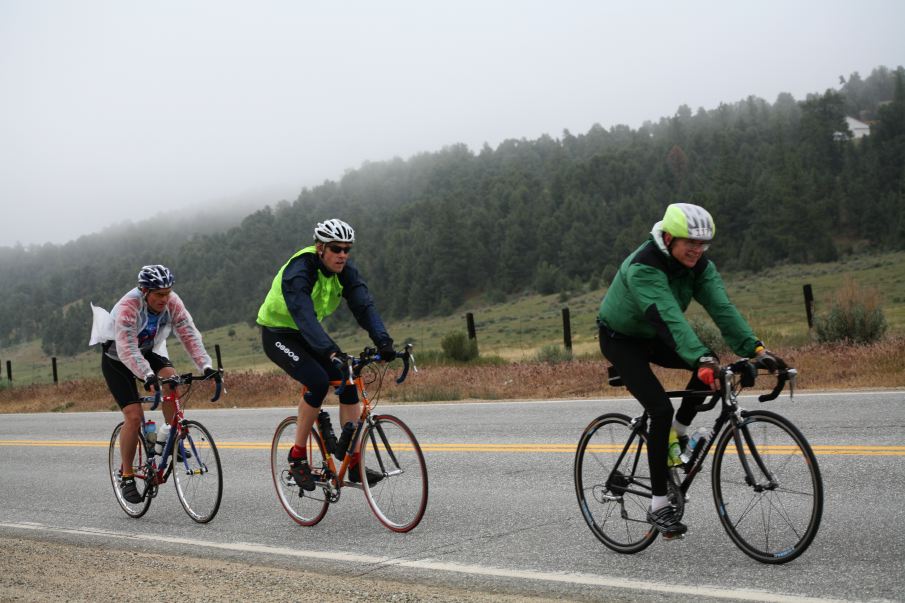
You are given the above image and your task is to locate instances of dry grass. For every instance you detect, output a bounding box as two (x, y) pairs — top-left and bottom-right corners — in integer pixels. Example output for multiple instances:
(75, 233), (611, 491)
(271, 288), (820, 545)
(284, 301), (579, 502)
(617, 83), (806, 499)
(2, 338), (904, 414)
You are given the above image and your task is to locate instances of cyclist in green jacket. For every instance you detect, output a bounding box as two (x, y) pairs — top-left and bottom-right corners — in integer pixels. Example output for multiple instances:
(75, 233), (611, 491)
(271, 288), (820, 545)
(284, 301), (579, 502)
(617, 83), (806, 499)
(257, 219), (396, 491)
(598, 203), (783, 538)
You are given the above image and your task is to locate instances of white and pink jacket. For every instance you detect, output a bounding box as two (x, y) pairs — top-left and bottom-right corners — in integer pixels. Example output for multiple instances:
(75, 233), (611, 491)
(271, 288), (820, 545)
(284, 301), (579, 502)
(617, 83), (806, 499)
(90, 288), (211, 380)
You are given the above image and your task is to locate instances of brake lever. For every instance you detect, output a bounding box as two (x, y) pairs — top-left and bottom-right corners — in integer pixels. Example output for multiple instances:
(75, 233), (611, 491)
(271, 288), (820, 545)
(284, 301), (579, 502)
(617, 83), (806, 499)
(786, 368), (797, 401)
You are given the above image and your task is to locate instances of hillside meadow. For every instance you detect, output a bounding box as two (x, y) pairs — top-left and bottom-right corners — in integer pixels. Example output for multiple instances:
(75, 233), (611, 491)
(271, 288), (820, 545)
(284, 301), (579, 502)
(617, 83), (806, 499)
(1, 251), (904, 413)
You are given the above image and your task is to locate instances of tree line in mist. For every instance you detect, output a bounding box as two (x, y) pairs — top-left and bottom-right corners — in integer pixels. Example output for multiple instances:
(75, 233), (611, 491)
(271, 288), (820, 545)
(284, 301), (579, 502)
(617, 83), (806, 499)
(1, 65), (903, 357)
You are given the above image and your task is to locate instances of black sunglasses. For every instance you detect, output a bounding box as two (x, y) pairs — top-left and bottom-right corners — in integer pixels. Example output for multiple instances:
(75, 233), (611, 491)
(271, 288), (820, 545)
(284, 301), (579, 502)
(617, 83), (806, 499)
(327, 244), (352, 254)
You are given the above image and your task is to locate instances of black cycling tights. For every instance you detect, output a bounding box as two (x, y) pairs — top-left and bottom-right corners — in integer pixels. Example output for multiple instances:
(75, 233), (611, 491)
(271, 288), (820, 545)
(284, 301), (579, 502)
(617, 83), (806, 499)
(261, 327), (358, 408)
(599, 327), (707, 497)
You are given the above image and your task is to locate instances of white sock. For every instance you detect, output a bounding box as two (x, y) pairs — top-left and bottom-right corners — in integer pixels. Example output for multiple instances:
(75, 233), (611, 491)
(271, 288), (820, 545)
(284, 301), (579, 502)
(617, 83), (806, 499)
(672, 420), (689, 437)
(651, 495), (670, 511)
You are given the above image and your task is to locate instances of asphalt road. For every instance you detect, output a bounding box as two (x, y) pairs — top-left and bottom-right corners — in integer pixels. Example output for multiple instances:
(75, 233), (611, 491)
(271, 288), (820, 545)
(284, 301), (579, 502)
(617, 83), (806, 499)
(1, 391), (903, 602)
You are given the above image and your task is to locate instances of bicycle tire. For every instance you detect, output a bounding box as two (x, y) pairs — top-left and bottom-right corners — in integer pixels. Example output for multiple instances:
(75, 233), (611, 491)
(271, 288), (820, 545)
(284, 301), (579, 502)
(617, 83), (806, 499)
(574, 413), (657, 553)
(359, 414), (428, 532)
(271, 416), (330, 526)
(173, 419), (223, 523)
(108, 421), (153, 518)
(711, 409), (823, 564)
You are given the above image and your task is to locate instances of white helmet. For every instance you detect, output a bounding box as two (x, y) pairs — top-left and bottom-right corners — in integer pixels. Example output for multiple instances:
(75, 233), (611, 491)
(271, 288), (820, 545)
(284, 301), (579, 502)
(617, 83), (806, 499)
(313, 219), (355, 243)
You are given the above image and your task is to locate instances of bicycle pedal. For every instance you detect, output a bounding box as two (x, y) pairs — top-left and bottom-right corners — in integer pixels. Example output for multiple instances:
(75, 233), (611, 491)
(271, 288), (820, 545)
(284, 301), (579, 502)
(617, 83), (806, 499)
(662, 532), (686, 541)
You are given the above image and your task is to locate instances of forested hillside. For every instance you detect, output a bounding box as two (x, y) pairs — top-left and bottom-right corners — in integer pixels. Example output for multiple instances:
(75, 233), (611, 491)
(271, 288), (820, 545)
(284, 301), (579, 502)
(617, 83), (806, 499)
(2, 65), (903, 357)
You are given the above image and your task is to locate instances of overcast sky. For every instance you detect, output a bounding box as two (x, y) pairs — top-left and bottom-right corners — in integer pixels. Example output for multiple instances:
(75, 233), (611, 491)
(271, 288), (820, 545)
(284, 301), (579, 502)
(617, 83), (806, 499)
(2, 1), (903, 247)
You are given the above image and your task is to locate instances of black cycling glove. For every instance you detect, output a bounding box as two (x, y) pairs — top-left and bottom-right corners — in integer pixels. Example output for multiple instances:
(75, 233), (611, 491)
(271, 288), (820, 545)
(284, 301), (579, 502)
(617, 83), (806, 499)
(203, 367), (222, 383)
(143, 374), (159, 392)
(331, 351), (351, 371)
(378, 341), (396, 362)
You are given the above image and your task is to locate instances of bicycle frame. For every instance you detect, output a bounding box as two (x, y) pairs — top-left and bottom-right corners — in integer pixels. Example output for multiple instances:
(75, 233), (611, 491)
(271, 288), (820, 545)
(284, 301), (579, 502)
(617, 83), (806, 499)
(137, 373), (222, 495)
(304, 376), (370, 496)
(607, 362), (797, 503)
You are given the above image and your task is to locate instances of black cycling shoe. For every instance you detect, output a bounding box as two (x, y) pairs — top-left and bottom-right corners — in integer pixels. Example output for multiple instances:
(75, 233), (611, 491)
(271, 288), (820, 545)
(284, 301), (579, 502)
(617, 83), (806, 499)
(288, 453), (316, 492)
(647, 505), (688, 539)
(348, 464), (384, 486)
(120, 476), (143, 504)
(175, 447), (192, 463)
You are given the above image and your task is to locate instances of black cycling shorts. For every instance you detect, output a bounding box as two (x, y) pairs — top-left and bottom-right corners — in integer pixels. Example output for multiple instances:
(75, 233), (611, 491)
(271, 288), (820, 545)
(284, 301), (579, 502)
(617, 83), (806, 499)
(261, 327), (358, 408)
(101, 350), (173, 409)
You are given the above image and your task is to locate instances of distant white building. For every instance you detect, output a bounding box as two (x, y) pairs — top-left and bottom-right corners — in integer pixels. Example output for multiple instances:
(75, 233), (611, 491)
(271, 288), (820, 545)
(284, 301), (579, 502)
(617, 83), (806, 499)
(844, 116), (871, 139)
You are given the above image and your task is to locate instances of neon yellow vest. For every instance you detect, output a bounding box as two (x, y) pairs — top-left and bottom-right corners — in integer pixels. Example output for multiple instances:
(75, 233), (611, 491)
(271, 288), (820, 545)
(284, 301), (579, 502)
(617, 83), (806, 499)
(256, 246), (343, 328)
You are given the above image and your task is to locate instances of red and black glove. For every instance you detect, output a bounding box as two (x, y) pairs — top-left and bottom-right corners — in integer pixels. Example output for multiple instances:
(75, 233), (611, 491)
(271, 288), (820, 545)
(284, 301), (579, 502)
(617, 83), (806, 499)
(696, 356), (720, 390)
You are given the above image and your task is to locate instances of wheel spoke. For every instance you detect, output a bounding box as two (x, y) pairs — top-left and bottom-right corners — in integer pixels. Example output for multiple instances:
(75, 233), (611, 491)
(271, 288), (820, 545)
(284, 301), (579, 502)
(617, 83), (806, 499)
(360, 415), (428, 532)
(574, 414), (657, 554)
(174, 420), (222, 523)
(713, 411), (823, 563)
(271, 416), (330, 526)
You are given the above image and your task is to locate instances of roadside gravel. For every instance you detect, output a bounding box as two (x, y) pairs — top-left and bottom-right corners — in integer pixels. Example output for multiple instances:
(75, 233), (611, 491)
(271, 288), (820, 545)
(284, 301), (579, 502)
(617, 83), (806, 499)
(0, 536), (561, 602)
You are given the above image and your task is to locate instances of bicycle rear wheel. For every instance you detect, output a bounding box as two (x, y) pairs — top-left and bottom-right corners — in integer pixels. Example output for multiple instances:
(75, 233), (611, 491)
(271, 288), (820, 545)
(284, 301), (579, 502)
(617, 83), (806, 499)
(108, 421), (153, 518)
(271, 416), (330, 526)
(359, 414), (428, 532)
(712, 410), (823, 564)
(574, 413), (657, 553)
(173, 420), (223, 523)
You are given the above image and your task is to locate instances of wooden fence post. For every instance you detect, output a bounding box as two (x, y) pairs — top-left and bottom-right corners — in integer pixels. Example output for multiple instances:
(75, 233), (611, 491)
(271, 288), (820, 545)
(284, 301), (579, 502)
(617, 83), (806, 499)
(803, 284), (815, 329)
(465, 312), (478, 354)
(52, 357), (59, 384)
(562, 307), (572, 352)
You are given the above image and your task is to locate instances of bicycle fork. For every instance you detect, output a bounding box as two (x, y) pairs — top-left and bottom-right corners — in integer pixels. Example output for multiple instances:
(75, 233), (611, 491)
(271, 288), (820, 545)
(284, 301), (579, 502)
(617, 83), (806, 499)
(729, 416), (779, 492)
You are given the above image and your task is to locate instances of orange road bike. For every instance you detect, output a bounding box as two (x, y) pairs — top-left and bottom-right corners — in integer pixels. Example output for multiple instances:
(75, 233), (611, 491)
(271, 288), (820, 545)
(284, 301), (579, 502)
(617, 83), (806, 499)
(575, 360), (823, 563)
(271, 344), (428, 532)
(109, 371), (224, 523)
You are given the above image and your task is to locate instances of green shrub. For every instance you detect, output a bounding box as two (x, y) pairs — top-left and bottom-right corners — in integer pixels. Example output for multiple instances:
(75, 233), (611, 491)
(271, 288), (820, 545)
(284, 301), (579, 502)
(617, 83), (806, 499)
(534, 261), (562, 295)
(440, 331), (479, 362)
(815, 278), (888, 344)
(535, 344), (573, 364)
(688, 317), (727, 356)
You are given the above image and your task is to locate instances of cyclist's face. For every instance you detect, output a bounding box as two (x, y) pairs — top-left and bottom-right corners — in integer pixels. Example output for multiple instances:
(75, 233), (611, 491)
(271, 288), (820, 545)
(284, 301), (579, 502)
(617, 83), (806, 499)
(669, 237), (709, 268)
(319, 242), (352, 273)
(144, 287), (172, 313)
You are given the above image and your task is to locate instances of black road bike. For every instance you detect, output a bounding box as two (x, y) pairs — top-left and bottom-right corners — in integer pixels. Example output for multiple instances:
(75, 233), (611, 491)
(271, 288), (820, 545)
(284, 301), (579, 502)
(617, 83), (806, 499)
(574, 360), (823, 564)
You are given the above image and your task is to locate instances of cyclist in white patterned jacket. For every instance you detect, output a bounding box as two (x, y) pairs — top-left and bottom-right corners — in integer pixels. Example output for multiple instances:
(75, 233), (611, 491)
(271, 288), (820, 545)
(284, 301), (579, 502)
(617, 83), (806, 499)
(99, 264), (220, 503)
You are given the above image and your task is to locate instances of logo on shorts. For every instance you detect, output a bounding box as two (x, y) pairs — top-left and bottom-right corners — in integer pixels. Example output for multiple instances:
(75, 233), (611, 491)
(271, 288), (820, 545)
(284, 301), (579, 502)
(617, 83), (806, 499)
(275, 341), (299, 362)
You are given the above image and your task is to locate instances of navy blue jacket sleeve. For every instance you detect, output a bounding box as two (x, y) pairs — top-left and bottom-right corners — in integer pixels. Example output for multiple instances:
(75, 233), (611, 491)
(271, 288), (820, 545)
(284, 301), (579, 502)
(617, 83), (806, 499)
(339, 262), (393, 349)
(281, 254), (340, 357)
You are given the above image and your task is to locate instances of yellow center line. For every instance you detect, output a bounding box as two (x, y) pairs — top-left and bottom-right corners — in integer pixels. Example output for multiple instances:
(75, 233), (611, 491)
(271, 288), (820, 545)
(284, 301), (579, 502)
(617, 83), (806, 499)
(1, 440), (904, 455)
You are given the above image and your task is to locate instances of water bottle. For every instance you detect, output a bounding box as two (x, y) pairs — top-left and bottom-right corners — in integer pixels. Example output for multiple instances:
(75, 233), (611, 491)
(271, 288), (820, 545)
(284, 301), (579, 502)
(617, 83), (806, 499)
(318, 411), (337, 454)
(334, 421), (356, 460)
(155, 424), (170, 456)
(680, 426), (712, 465)
(143, 420), (157, 444)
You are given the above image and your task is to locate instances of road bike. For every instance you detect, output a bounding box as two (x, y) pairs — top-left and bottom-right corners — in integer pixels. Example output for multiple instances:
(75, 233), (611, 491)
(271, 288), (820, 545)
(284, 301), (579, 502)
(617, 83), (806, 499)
(271, 343), (428, 532)
(574, 359), (823, 563)
(108, 371), (224, 523)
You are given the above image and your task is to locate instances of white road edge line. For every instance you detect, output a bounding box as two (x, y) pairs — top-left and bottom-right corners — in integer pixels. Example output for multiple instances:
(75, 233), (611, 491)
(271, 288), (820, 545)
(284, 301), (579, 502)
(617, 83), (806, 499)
(0, 521), (851, 603)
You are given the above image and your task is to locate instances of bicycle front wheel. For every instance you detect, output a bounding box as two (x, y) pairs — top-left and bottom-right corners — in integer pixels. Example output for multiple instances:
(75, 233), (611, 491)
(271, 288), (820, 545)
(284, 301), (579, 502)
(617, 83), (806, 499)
(108, 422), (153, 518)
(574, 413), (657, 554)
(712, 410), (823, 564)
(173, 420), (223, 523)
(271, 416), (330, 526)
(359, 415), (428, 532)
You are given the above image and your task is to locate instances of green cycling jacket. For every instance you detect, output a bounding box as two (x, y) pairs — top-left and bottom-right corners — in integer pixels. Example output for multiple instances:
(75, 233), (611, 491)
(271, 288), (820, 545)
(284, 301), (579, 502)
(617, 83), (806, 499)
(598, 231), (759, 367)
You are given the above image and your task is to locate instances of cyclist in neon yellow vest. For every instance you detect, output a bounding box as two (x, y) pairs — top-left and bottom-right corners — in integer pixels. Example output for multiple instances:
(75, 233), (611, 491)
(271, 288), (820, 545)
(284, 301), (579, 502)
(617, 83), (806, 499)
(257, 218), (396, 491)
